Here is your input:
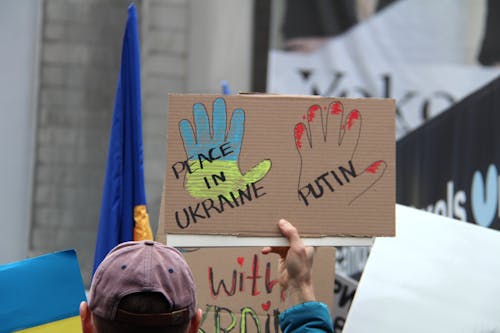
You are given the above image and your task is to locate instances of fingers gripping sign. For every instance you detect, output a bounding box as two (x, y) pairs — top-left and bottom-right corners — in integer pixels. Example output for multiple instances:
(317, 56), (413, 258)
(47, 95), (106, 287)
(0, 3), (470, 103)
(294, 101), (386, 206)
(177, 97), (272, 200)
(261, 219), (316, 304)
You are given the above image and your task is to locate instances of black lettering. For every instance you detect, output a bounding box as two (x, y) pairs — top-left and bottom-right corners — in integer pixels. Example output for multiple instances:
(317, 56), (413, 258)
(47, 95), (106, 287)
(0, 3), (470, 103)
(202, 198), (221, 218)
(298, 185), (312, 206)
(198, 153), (212, 169)
(246, 254), (261, 296)
(382, 74), (391, 99)
(204, 177), (212, 189)
(188, 203), (205, 223)
(238, 184), (253, 205)
(175, 208), (190, 229)
(317, 172), (334, 191)
(209, 268), (237, 297)
(218, 194), (235, 211)
(177, 183), (267, 227)
(312, 179), (324, 198)
(265, 262), (279, 294)
(187, 158), (198, 173)
(239, 271), (244, 291)
(229, 191), (240, 207)
(298, 160), (359, 206)
(203, 172), (226, 189)
(322, 71), (345, 96)
(212, 172), (226, 186)
(208, 147), (222, 161)
(220, 142), (234, 157)
(299, 69), (312, 80)
(339, 160), (357, 183)
(171, 161), (187, 179)
(251, 181), (266, 199)
(265, 314), (271, 333)
(421, 91), (454, 120)
(330, 169), (344, 186)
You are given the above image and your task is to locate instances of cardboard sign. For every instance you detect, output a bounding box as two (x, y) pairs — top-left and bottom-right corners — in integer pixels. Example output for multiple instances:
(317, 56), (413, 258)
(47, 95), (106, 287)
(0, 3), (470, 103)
(183, 247), (335, 333)
(344, 205), (500, 332)
(162, 94), (395, 245)
(333, 273), (358, 332)
(0, 250), (86, 333)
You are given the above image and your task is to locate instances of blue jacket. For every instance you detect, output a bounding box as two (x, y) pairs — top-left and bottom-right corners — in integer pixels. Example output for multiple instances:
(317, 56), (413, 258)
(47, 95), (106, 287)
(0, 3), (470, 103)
(280, 302), (334, 333)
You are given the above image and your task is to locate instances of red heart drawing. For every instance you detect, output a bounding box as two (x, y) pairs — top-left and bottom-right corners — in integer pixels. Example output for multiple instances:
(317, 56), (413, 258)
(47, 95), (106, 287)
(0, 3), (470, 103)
(237, 257), (244, 266)
(261, 301), (271, 311)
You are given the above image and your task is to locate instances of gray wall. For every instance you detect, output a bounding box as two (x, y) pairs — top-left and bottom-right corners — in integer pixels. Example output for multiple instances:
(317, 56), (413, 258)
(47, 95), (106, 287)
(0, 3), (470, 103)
(31, 0), (134, 284)
(25, 0), (253, 285)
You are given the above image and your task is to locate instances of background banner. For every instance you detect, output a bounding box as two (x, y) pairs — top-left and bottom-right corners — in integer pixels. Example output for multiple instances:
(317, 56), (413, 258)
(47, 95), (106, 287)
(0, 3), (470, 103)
(268, 0), (500, 139)
(397, 76), (500, 230)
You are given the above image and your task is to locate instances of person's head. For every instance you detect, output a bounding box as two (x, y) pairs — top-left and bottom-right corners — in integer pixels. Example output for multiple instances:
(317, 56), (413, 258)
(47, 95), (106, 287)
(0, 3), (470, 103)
(80, 240), (202, 333)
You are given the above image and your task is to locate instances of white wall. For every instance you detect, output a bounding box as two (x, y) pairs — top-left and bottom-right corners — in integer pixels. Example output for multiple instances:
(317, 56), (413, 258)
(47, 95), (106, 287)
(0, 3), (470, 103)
(0, 1), (40, 263)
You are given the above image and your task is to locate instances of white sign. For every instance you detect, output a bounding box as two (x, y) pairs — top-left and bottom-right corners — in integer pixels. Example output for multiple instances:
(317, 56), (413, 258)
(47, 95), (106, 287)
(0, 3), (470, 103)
(344, 205), (500, 332)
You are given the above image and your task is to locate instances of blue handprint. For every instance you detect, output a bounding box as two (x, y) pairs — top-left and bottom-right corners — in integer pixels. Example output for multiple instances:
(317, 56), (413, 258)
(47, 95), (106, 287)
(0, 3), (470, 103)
(179, 97), (271, 199)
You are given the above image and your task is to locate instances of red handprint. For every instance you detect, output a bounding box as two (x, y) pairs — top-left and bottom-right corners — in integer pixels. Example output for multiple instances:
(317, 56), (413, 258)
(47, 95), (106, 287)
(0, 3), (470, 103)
(294, 101), (386, 206)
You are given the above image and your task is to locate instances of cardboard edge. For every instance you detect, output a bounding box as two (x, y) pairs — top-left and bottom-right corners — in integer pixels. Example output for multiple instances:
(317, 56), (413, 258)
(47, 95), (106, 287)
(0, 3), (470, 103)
(166, 235), (374, 247)
(168, 93), (396, 105)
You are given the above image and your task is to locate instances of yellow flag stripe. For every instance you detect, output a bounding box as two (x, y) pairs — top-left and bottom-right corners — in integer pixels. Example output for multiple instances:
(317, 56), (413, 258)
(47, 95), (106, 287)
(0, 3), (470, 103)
(13, 316), (81, 333)
(134, 204), (153, 241)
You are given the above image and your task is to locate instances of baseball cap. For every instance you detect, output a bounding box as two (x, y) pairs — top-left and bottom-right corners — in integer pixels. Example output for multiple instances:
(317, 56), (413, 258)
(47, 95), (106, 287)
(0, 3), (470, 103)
(89, 240), (197, 327)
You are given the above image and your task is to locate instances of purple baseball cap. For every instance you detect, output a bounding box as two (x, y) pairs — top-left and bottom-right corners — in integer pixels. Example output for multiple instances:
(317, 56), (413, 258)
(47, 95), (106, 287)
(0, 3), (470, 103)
(89, 240), (197, 326)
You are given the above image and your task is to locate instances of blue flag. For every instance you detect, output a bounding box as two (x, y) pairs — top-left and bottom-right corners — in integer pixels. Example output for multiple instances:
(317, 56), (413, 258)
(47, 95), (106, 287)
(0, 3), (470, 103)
(93, 3), (152, 277)
(0, 250), (86, 332)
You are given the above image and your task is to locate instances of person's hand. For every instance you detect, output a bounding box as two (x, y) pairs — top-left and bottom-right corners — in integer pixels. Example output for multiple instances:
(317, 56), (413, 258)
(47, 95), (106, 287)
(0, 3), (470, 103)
(261, 219), (316, 304)
(179, 97), (271, 199)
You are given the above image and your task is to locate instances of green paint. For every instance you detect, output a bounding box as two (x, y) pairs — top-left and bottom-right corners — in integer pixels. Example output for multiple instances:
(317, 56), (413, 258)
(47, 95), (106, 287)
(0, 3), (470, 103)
(186, 160), (271, 200)
(214, 306), (237, 333)
(240, 307), (261, 333)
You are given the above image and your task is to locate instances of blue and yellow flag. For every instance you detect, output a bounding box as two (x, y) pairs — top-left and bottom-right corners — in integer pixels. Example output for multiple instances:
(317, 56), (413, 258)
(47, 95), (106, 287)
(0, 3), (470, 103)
(0, 250), (86, 333)
(92, 3), (153, 276)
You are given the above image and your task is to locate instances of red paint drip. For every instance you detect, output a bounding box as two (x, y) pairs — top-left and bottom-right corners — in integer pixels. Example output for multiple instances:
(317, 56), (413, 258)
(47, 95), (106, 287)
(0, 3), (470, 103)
(331, 102), (342, 115)
(294, 123), (305, 149)
(307, 105), (320, 122)
(302, 115), (306, 120)
(366, 160), (383, 174)
(346, 110), (360, 130)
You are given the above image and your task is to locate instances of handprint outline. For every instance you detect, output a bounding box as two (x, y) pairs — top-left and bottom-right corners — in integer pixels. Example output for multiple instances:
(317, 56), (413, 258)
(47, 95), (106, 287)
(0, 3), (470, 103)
(294, 101), (386, 206)
(178, 97), (271, 200)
